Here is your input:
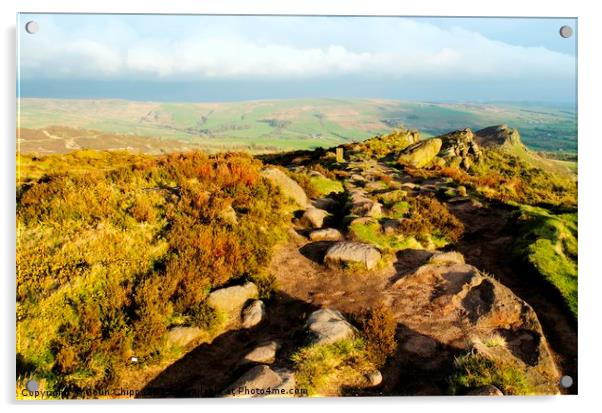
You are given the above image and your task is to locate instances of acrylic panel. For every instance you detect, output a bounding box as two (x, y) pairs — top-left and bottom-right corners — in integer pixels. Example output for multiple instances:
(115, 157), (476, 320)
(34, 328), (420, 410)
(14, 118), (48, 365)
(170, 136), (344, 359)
(16, 13), (577, 399)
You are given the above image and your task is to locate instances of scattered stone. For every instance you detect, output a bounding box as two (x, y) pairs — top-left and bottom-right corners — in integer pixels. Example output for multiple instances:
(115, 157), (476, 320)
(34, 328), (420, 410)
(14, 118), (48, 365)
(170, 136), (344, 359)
(222, 365), (283, 398)
(241, 300), (266, 329)
(402, 335), (438, 358)
(207, 282), (258, 317)
(349, 216), (377, 227)
(240, 341), (280, 365)
(166, 326), (202, 347)
(429, 251), (465, 266)
(400, 182), (419, 190)
(351, 174), (367, 183)
(309, 228), (343, 241)
(313, 197), (338, 210)
(382, 219), (402, 235)
(448, 196), (471, 203)
(301, 207), (330, 229)
(306, 308), (356, 345)
(261, 168), (308, 208)
(324, 242), (381, 270)
(467, 385), (504, 396)
(366, 370), (383, 386)
(348, 190), (383, 217)
(218, 205), (238, 225)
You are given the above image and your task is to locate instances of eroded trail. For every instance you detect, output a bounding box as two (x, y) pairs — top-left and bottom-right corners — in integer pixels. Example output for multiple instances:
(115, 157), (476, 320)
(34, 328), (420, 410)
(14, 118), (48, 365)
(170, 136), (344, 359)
(271, 159), (577, 394)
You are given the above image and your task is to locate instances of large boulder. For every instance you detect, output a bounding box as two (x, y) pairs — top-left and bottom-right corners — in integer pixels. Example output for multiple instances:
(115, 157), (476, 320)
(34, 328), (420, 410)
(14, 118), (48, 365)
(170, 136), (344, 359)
(301, 207), (329, 229)
(324, 242), (381, 270)
(397, 138), (443, 168)
(207, 282), (258, 319)
(309, 228), (343, 242)
(261, 168), (309, 208)
(241, 300), (266, 329)
(305, 308), (356, 345)
(390, 257), (561, 394)
(222, 365), (295, 398)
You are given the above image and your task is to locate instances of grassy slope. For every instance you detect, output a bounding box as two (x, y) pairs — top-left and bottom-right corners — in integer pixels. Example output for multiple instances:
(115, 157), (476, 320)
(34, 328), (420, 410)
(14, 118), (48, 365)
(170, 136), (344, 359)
(514, 206), (578, 317)
(16, 150), (291, 395)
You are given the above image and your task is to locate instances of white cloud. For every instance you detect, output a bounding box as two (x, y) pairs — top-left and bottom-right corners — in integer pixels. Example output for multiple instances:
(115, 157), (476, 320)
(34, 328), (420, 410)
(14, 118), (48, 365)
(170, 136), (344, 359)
(18, 15), (574, 83)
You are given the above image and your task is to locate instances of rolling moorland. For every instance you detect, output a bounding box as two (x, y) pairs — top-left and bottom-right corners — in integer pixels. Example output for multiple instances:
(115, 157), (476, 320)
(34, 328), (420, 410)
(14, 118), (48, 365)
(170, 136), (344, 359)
(16, 103), (577, 398)
(18, 98), (577, 154)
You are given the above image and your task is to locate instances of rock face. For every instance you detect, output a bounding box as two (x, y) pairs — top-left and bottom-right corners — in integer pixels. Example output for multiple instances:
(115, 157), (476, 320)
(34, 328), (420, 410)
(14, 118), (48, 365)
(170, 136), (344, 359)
(390, 255), (560, 394)
(324, 241), (381, 270)
(301, 207), (330, 229)
(475, 124), (522, 148)
(240, 341), (280, 365)
(309, 228), (343, 241)
(166, 326), (202, 347)
(241, 300), (266, 329)
(305, 309), (356, 345)
(397, 138), (443, 168)
(396, 129), (483, 170)
(222, 365), (295, 398)
(261, 168), (309, 208)
(207, 282), (258, 319)
(436, 128), (482, 170)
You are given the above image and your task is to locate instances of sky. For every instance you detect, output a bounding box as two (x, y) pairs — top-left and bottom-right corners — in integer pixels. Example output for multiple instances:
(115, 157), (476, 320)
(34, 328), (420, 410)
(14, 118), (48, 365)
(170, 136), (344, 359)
(17, 14), (577, 103)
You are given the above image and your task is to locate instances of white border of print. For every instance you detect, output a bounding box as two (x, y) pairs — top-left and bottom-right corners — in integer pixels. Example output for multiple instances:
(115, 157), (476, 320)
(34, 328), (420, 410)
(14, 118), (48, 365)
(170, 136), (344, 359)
(2, 1), (600, 413)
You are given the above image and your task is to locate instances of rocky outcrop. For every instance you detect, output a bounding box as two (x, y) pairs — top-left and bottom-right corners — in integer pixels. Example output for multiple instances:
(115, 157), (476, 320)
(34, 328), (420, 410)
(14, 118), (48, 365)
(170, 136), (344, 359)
(436, 128), (482, 170)
(305, 308), (356, 345)
(389, 255), (560, 394)
(324, 241), (381, 270)
(397, 138), (443, 168)
(396, 129), (483, 170)
(207, 282), (258, 319)
(261, 167), (309, 208)
(475, 124), (522, 148)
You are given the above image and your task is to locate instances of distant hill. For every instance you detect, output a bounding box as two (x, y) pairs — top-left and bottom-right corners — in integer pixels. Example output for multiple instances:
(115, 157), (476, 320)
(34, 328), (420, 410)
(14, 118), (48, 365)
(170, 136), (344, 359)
(475, 125), (576, 177)
(17, 98), (577, 154)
